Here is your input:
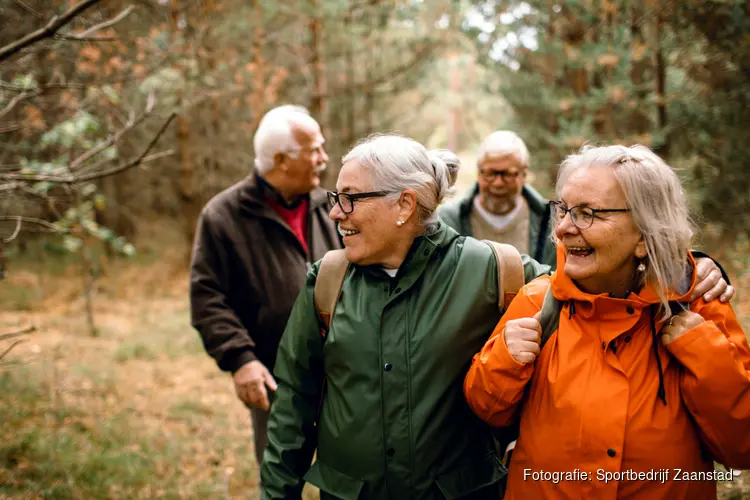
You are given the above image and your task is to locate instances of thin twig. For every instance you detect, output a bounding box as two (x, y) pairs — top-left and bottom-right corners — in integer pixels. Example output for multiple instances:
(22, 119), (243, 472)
(0, 0), (102, 62)
(73, 5), (134, 39)
(0, 216), (67, 233)
(75, 149), (173, 182)
(69, 97), (154, 171)
(55, 34), (117, 42)
(12, 0), (44, 19)
(1, 217), (23, 243)
(0, 325), (36, 342)
(0, 89), (42, 120)
(0, 339), (27, 361)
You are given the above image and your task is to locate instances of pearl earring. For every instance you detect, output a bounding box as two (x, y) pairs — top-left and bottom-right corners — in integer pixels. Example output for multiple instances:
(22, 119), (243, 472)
(637, 261), (646, 273)
(396, 220), (404, 227)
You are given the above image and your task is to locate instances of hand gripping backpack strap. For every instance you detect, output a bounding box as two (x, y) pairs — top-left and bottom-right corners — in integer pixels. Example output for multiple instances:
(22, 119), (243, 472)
(501, 282), (563, 468)
(314, 249), (350, 336)
(483, 241), (525, 311)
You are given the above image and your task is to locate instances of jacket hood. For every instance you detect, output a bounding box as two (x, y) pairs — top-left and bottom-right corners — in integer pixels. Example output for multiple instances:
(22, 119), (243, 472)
(550, 243), (697, 317)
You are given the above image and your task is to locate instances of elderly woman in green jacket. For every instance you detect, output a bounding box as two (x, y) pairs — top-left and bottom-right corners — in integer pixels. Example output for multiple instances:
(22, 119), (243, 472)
(260, 135), (733, 500)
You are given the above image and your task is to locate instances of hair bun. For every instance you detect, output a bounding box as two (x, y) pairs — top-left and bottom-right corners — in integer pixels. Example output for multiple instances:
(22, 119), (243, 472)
(428, 149), (460, 204)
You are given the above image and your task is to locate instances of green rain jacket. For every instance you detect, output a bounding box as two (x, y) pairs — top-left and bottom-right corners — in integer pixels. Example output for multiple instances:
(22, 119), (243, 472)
(261, 223), (549, 499)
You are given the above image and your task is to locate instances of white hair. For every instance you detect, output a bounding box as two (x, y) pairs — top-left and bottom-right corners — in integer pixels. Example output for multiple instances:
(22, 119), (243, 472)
(342, 134), (460, 227)
(477, 130), (530, 168)
(555, 144), (695, 319)
(253, 105), (311, 174)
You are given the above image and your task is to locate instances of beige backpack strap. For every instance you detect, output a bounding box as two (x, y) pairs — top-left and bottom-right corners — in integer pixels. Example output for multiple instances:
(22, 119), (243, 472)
(314, 249), (350, 334)
(483, 240), (525, 311)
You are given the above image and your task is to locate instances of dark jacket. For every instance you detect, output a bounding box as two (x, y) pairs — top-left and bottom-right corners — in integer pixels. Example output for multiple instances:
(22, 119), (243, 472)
(190, 174), (342, 373)
(261, 223), (551, 500)
(437, 183), (556, 268)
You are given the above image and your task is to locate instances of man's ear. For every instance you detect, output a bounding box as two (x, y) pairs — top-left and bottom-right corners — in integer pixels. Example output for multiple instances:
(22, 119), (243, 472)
(398, 189), (418, 221)
(274, 152), (288, 172)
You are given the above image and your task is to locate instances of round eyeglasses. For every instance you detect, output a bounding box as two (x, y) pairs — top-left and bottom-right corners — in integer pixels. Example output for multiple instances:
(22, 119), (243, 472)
(549, 200), (631, 229)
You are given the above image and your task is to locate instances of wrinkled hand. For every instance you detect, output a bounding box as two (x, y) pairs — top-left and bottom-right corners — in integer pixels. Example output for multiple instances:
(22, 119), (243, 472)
(691, 257), (734, 303)
(233, 360), (277, 410)
(504, 311), (542, 364)
(661, 310), (705, 346)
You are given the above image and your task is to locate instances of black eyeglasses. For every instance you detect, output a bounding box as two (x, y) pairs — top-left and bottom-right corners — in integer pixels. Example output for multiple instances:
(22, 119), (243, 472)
(549, 201), (631, 229)
(327, 191), (392, 214)
(478, 168), (526, 183)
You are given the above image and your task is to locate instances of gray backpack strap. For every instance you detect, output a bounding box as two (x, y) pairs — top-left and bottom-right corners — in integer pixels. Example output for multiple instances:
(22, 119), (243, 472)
(539, 283), (563, 348)
(314, 250), (350, 335)
(483, 240), (525, 312)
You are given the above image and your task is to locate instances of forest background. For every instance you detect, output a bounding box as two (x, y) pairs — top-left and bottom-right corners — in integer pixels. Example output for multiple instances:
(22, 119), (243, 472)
(1, 0), (749, 498)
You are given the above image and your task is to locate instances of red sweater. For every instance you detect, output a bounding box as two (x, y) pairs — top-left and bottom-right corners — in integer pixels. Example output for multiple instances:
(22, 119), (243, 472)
(266, 196), (309, 255)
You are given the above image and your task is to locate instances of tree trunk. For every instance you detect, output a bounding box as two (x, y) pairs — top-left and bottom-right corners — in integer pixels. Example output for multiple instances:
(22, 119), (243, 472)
(170, 0), (197, 263)
(654, 4), (669, 156)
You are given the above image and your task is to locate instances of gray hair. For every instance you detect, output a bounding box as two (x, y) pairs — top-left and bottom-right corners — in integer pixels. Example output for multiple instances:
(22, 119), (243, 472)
(253, 105), (311, 174)
(555, 144), (694, 318)
(342, 134), (460, 227)
(477, 130), (530, 168)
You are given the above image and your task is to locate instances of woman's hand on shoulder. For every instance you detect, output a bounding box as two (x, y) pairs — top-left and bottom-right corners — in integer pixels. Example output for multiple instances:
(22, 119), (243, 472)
(661, 310), (706, 345)
(691, 257), (735, 303)
(504, 311), (542, 364)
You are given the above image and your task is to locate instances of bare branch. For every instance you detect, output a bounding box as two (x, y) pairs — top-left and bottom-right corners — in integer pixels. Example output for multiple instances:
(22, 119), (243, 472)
(69, 112), (176, 182)
(1, 217), (23, 244)
(69, 100), (153, 171)
(0, 325), (36, 342)
(55, 33), (117, 42)
(0, 339), (28, 362)
(12, 0), (44, 19)
(0, 0), (102, 63)
(0, 123), (22, 134)
(0, 216), (67, 233)
(73, 5), (134, 39)
(0, 89), (42, 120)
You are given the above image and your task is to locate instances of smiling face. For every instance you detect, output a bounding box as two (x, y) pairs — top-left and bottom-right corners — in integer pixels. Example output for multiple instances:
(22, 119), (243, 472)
(555, 164), (647, 295)
(329, 159), (410, 267)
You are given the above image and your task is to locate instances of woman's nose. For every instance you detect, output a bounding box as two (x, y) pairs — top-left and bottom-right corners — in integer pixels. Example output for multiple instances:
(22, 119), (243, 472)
(554, 211), (578, 238)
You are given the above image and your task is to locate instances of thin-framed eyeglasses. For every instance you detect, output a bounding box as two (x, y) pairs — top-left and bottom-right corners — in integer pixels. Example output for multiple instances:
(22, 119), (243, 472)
(478, 168), (526, 183)
(327, 191), (392, 214)
(549, 200), (631, 229)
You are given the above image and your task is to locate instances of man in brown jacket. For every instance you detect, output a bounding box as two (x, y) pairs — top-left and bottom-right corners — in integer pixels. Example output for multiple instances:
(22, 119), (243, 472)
(189, 105), (342, 472)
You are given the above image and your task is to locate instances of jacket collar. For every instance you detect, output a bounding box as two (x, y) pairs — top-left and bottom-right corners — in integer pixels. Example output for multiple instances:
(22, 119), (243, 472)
(356, 222), (460, 285)
(550, 244), (697, 309)
(238, 172), (329, 216)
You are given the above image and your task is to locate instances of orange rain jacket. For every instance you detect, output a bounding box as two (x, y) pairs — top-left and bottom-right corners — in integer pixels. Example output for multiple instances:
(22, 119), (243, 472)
(464, 249), (750, 499)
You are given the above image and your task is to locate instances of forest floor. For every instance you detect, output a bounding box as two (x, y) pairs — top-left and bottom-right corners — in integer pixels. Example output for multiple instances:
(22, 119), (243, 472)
(1, 218), (749, 499)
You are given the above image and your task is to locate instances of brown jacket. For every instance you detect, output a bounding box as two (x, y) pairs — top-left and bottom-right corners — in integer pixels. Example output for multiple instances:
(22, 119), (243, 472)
(190, 174), (342, 373)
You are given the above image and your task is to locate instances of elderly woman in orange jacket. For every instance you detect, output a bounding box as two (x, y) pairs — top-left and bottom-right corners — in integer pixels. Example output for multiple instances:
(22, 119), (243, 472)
(464, 144), (750, 499)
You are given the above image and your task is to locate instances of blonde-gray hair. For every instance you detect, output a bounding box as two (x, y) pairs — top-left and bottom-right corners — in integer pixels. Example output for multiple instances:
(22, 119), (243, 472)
(555, 144), (694, 318)
(342, 134), (460, 227)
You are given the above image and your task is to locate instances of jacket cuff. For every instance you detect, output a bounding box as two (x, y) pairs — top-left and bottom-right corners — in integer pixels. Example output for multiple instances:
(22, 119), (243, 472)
(690, 250), (731, 285)
(225, 349), (258, 374)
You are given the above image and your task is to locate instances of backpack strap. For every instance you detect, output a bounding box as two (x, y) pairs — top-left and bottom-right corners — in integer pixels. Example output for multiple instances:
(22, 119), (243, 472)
(500, 281), (562, 468)
(539, 283), (564, 348)
(314, 249), (350, 336)
(483, 240), (525, 312)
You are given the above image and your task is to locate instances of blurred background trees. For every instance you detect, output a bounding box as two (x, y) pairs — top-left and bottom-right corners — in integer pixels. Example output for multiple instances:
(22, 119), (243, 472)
(1, 0), (749, 269)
